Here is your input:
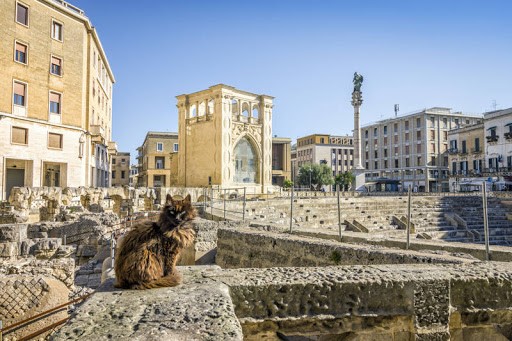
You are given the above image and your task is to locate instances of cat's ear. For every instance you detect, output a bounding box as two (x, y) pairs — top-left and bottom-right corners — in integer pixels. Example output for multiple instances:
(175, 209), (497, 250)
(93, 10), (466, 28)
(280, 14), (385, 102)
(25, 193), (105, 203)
(184, 194), (191, 204)
(166, 194), (173, 205)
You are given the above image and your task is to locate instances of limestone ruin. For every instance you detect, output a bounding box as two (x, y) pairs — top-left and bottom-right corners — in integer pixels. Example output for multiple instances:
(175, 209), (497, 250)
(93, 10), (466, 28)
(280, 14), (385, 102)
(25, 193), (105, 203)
(2, 187), (512, 340)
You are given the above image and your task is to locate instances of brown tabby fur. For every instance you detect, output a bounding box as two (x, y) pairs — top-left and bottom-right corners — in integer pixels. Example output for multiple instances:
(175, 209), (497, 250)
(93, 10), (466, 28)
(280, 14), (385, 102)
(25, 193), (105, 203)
(114, 194), (196, 289)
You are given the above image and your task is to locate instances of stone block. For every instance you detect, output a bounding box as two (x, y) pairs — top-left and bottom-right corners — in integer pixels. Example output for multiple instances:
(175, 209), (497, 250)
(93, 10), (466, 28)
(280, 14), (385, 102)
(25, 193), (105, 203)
(0, 223), (27, 242)
(0, 242), (18, 257)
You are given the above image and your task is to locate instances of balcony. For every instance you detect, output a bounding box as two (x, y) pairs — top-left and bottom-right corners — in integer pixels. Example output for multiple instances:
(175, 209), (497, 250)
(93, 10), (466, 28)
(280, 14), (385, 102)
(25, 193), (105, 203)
(471, 147), (482, 154)
(505, 132), (512, 140)
(90, 125), (105, 143)
(448, 148), (458, 155)
(458, 149), (468, 156)
(108, 141), (118, 154)
(486, 135), (499, 143)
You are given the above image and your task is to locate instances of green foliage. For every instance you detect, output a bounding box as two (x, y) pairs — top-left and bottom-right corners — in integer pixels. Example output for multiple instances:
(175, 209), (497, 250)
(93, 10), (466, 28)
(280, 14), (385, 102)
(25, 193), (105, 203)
(283, 179), (293, 189)
(297, 163), (334, 190)
(330, 250), (342, 265)
(335, 171), (355, 191)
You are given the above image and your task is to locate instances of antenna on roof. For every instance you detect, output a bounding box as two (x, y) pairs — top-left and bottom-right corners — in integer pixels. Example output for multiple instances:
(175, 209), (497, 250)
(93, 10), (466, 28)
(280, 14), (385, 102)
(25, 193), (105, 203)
(394, 104), (399, 117)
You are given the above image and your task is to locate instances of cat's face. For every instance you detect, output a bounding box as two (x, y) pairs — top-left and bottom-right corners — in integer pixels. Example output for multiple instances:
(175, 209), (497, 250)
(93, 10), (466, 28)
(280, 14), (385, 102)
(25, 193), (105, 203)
(163, 194), (195, 222)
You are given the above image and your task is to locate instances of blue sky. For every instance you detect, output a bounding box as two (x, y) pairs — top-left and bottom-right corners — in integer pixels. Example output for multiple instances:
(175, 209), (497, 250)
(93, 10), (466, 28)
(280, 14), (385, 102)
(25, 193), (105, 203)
(72, 0), (512, 161)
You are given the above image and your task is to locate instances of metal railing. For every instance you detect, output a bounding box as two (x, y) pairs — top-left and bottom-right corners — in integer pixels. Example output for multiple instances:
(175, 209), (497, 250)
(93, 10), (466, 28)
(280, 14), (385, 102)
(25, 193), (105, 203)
(0, 293), (92, 341)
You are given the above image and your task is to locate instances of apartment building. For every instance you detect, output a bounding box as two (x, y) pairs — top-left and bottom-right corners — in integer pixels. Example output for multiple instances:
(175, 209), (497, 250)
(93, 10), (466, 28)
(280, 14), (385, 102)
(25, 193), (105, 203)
(296, 134), (354, 176)
(271, 137), (292, 187)
(111, 152), (130, 187)
(129, 165), (138, 187)
(136, 132), (178, 188)
(0, 0), (115, 199)
(484, 108), (512, 173)
(362, 107), (481, 192)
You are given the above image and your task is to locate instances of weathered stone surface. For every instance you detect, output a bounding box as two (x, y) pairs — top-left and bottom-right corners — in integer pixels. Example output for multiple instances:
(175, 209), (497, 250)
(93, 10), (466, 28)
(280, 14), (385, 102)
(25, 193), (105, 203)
(0, 241), (18, 258)
(0, 223), (27, 242)
(216, 228), (475, 269)
(52, 266), (243, 341)
(0, 258), (75, 288)
(0, 275), (69, 341)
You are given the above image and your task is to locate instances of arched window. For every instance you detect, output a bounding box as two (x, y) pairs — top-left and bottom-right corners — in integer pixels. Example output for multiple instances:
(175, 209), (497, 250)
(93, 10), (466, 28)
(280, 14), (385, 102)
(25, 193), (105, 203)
(234, 137), (258, 183)
(252, 105), (259, 118)
(242, 103), (250, 117)
(190, 104), (197, 118)
(231, 99), (238, 115)
(208, 99), (214, 114)
(198, 101), (206, 116)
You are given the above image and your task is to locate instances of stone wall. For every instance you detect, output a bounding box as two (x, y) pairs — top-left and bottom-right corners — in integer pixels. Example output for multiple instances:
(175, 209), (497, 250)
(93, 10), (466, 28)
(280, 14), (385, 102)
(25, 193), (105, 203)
(216, 228), (476, 268)
(218, 262), (512, 340)
(51, 263), (512, 340)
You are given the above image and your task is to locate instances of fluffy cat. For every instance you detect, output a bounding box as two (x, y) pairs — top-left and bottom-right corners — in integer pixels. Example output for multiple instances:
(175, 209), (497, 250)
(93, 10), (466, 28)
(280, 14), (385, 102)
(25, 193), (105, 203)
(114, 194), (196, 289)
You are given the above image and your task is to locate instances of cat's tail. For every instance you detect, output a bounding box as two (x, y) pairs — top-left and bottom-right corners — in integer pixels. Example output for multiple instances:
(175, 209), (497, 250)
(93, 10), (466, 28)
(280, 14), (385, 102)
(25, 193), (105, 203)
(131, 272), (182, 290)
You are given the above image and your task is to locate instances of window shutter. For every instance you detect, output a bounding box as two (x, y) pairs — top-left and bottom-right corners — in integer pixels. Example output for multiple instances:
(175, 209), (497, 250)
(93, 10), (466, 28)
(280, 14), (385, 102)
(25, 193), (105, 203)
(16, 42), (27, 53)
(51, 56), (61, 66)
(50, 92), (60, 103)
(48, 133), (62, 148)
(12, 127), (27, 144)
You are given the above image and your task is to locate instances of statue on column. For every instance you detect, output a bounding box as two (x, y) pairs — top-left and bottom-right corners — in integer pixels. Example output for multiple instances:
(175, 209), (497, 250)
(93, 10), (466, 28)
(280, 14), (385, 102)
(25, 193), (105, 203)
(352, 72), (363, 93)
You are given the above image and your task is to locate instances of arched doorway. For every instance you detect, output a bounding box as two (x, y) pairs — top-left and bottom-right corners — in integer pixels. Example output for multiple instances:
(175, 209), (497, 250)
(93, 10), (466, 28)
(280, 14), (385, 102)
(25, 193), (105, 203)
(234, 137), (258, 183)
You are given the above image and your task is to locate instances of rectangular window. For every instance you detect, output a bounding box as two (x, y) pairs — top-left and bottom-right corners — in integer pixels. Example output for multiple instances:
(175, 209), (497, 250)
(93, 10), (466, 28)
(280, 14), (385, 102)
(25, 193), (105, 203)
(16, 3), (28, 26)
(15, 41), (27, 64)
(405, 158), (410, 167)
(112, 171), (116, 179)
(461, 140), (467, 153)
(155, 156), (165, 169)
(405, 145), (410, 154)
(121, 158), (126, 164)
(51, 20), (62, 41)
(416, 118), (421, 128)
(416, 131), (421, 140)
(383, 126), (388, 135)
(51, 56), (62, 76)
(121, 171), (125, 179)
(48, 133), (62, 149)
(173, 143), (178, 152)
(416, 144), (421, 153)
(394, 123), (398, 133)
(11, 126), (28, 145)
(430, 130), (435, 140)
(474, 138), (480, 152)
(13, 81), (26, 106)
(49, 92), (61, 114)
(417, 156), (422, 166)
(156, 142), (163, 151)
(405, 121), (409, 130)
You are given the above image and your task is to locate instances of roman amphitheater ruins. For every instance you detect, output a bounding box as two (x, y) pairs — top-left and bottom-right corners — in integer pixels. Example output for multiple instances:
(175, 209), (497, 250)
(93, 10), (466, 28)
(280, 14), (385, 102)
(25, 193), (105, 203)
(2, 185), (512, 340)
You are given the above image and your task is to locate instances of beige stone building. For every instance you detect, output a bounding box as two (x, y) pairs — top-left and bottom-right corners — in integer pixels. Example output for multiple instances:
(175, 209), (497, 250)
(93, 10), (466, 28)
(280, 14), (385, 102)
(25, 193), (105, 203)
(362, 107), (481, 192)
(136, 132), (178, 188)
(0, 0), (115, 200)
(271, 137), (292, 187)
(176, 84), (274, 193)
(110, 152), (130, 187)
(296, 134), (354, 180)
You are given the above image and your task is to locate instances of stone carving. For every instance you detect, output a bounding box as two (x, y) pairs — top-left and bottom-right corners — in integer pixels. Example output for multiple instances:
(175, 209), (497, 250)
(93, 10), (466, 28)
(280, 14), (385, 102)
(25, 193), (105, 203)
(232, 122), (262, 145)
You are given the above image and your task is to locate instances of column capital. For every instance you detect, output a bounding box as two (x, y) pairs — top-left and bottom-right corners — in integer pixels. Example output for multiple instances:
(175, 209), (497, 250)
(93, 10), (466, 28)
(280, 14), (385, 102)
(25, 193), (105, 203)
(351, 91), (363, 107)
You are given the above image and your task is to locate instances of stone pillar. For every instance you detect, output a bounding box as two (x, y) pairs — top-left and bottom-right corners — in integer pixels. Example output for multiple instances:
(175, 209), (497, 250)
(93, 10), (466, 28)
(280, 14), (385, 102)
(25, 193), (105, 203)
(351, 90), (366, 191)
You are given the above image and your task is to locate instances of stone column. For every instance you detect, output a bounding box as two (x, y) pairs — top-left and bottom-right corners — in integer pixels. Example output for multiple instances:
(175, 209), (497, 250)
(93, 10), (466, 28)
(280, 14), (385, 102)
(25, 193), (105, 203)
(351, 91), (364, 170)
(351, 90), (366, 191)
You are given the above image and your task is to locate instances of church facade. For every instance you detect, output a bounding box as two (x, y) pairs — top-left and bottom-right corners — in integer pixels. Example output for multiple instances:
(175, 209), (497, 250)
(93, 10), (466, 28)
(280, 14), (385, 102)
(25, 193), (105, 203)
(176, 84), (274, 194)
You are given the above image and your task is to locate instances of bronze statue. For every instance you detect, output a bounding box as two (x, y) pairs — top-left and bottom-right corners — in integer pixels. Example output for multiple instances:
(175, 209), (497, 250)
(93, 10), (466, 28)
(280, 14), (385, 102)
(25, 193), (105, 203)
(353, 72), (363, 92)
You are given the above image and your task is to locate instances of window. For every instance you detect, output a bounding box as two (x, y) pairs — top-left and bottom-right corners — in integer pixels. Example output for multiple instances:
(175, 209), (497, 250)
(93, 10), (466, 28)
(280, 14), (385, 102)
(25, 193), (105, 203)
(474, 138), (480, 152)
(121, 171), (125, 179)
(430, 130), (435, 140)
(405, 133), (409, 142)
(394, 159), (399, 168)
(404, 121), (409, 130)
(156, 142), (163, 151)
(416, 118), (421, 128)
(383, 126), (388, 135)
(16, 3), (28, 26)
(416, 144), (422, 153)
(13, 81), (26, 106)
(416, 131), (421, 140)
(374, 161), (378, 169)
(12, 126), (28, 145)
(394, 123), (398, 133)
(405, 145), (410, 154)
(320, 138), (325, 144)
(112, 171), (116, 179)
(364, 130), (368, 138)
(51, 20), (62, 41)
(50, 56), (62, 76)
(461, 140), (467, 153)
(15, 41), (27, 64)
(373, 128), (377, 137)
(121, 158), (126, 165)
(48, 133), (62, 149)
(417, 156), (422, 166)
(49, 92), (61, 114)
(155, 157), (165, 169)
(406, 158), (410, 167)
(173, 143), (178, 152)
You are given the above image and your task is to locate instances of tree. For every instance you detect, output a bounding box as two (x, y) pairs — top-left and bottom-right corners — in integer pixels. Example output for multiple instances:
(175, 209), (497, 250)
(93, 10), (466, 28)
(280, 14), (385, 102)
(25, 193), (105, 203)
(283, 179), (293, 189)
(335, 171), (355, 191)
(297, 163), (334, 190)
